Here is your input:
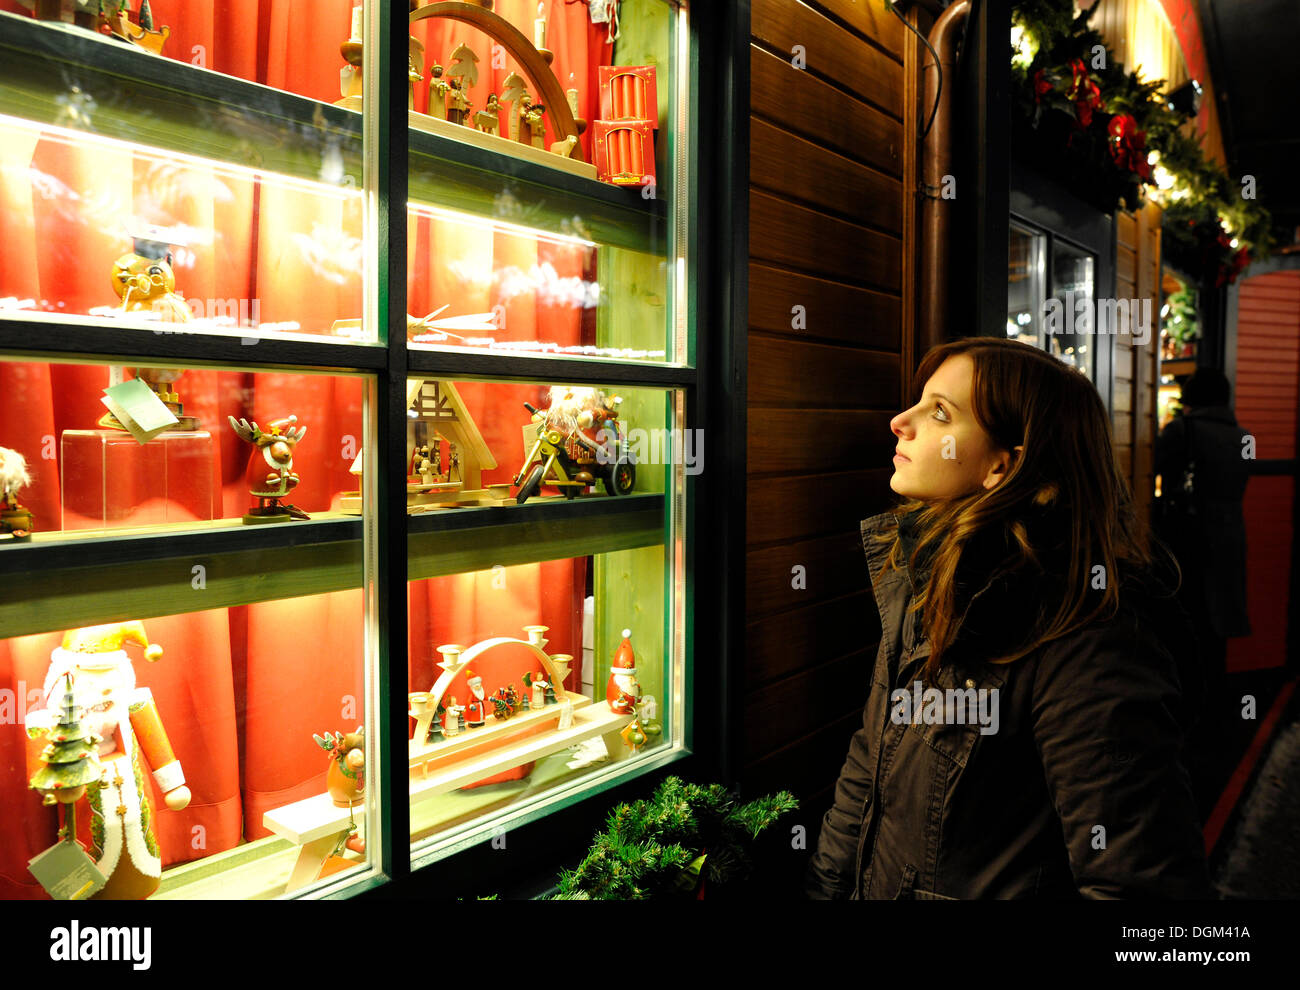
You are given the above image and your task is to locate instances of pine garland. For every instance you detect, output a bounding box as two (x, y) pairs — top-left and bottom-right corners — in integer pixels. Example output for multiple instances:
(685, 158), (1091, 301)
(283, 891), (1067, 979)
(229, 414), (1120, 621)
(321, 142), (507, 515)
(551, 776), (798, 899)
(1011, 0), (1276, 282)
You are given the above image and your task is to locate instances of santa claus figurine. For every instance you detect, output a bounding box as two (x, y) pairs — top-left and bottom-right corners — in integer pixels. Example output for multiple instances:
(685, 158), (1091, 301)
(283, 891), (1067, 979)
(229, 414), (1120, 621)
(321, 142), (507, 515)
(464, 671), (487, 728)
(25, 622), (191, 900)
(606, 629), (641, 715)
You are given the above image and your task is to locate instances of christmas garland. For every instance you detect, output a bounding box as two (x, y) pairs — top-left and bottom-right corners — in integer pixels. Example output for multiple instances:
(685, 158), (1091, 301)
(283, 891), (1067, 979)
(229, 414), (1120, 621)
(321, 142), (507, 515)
(550, 777), (798, 899)
(1010, 0), (1273, 285)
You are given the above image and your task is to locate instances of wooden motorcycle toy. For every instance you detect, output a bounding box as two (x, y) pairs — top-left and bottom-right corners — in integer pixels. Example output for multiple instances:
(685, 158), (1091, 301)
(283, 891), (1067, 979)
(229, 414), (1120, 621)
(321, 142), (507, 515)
(512, 387), (636, 505)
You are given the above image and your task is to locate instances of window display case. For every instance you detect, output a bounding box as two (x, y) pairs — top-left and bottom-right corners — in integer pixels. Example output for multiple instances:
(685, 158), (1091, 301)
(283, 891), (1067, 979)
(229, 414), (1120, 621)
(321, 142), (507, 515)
(0, 0), (697, 901)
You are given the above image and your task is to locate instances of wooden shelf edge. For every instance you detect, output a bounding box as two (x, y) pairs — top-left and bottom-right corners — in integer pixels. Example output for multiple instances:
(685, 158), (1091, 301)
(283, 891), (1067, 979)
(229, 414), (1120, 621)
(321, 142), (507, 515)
(0, 495), (667, 636)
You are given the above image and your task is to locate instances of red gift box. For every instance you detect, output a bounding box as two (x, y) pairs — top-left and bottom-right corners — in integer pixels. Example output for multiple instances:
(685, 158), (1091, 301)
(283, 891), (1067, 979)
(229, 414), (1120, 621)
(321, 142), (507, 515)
(598, 65), (658, 129)
(593, 120), (655, 187)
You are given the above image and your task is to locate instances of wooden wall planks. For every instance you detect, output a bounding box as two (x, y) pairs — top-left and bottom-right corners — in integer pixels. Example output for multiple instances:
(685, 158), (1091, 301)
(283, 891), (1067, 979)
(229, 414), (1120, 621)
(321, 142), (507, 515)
(742, 0), (918, 817)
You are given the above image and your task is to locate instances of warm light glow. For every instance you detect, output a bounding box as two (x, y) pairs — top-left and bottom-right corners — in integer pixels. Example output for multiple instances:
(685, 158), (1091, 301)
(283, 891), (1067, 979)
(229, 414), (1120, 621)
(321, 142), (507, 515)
(0, 113), (360, 203)
(1010, 23), (1038, 68)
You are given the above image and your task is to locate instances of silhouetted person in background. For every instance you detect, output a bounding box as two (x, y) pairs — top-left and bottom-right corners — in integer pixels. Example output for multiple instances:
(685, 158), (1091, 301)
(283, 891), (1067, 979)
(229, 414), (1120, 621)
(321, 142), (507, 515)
(1154, 368), (1252, 821)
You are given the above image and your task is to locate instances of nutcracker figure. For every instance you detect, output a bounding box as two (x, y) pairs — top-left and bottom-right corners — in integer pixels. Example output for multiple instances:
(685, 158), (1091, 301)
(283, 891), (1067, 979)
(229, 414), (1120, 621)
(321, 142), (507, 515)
(25, 622), (191, 900)
(606, 629), (641, 715)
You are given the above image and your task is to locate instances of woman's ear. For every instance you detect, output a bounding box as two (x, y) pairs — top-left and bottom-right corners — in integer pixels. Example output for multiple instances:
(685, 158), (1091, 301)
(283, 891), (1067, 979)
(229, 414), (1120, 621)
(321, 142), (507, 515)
(982, 445), (1023, 490)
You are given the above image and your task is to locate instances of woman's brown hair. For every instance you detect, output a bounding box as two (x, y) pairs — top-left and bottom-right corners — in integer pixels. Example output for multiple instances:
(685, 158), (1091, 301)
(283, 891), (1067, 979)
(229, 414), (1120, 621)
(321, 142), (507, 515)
(873, 337), (1172, 681)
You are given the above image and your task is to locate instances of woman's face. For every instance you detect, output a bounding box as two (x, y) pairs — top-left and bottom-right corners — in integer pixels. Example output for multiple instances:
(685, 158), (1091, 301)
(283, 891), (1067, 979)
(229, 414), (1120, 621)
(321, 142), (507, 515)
(889, 354), (1021, 502)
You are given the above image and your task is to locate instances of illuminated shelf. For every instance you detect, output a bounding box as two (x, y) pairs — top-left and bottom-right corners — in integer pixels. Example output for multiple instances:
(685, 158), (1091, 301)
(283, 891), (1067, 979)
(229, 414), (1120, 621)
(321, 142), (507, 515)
(0, 494), (664, 636)
(0, 11), (666, 254)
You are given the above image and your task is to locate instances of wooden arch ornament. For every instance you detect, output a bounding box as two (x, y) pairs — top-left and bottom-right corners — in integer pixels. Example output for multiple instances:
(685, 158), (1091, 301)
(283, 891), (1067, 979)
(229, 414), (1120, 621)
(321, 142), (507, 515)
(410, 1), (585, 161)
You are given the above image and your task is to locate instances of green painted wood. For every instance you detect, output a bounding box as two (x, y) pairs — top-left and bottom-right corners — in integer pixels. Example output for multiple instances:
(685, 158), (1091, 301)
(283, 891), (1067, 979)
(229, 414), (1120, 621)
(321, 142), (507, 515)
(408, 498), (663, 581)
(0, 499), (664, 637)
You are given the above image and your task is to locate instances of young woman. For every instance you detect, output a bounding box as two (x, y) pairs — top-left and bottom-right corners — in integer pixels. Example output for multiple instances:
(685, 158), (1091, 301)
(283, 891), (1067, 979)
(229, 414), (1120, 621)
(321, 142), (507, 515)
(805, 337), (1212, 899)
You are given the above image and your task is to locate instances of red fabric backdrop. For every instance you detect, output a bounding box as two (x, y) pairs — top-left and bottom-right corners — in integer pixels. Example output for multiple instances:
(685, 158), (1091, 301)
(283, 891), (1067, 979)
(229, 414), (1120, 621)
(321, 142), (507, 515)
(0, 0), (608, 898)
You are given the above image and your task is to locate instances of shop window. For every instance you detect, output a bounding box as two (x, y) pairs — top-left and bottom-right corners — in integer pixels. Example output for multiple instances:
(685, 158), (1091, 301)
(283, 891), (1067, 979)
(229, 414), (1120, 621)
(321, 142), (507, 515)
(0, 0), (693, 900)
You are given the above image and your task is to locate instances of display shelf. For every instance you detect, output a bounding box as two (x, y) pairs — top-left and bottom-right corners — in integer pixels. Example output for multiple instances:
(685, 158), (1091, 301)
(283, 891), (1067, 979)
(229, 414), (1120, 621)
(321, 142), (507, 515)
(0, 494), (665, 636)
(407, 347), (696, 384)
(0, 318), (388, 370)
(407, 492), (664, 581)
(264, 699), (634, 892)
(1160, 357), (1196, 377)
(0, 11), (666, 255)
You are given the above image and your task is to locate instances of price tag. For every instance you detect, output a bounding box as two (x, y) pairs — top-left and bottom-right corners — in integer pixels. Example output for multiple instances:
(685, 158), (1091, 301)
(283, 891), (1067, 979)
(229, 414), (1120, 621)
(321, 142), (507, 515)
(28, 840), (106, 901)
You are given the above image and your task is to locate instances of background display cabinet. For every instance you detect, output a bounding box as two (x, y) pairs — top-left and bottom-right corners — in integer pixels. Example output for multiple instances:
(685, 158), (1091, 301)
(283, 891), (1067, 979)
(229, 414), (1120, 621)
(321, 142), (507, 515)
(0, 0), (715, 901)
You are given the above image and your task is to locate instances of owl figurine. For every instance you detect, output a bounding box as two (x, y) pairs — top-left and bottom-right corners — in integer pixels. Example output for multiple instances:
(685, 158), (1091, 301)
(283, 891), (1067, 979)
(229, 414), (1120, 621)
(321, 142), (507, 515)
(101, 251), (197, 430)
(111, 252), (193, 324)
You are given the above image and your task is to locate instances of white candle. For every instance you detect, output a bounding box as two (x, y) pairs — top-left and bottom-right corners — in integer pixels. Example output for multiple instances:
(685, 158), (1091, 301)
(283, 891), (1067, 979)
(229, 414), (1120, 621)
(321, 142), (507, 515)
(350, 5), (363, 43)
(567, 72), (579, 116)
(534, 3), (546, 49)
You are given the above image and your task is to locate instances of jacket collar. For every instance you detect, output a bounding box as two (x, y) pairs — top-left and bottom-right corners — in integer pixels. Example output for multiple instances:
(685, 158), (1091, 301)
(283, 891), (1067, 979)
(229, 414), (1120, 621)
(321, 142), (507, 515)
(861, 502), (1077, 664)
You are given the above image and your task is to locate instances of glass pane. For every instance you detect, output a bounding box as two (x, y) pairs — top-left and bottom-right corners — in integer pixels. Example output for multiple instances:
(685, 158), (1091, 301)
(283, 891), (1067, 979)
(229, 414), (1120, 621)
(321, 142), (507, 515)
(1, 587), (375, 900)
(1007, 221), (1045, 349)
(0, 2), (372, 343)
(1048, 240), (1097, 380)
(403, 0), (680, 363)
(1, 355), (377, 898)
(401, 380), (684, 856)
(1, 360), (365, 537)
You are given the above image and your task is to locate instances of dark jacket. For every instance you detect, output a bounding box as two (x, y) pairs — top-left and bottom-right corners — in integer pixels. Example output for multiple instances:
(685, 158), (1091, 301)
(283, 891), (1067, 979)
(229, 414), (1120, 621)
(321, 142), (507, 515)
(805, 505), (1212, 899)
(1154, 405), (1251, 639)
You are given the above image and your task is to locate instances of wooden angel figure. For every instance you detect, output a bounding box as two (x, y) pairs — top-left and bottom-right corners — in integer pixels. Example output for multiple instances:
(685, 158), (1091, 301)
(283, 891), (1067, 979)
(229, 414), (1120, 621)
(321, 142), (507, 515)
(501, 72), (529, 143)
(474, 93), (501, 135)
(228, 414), (310, 523)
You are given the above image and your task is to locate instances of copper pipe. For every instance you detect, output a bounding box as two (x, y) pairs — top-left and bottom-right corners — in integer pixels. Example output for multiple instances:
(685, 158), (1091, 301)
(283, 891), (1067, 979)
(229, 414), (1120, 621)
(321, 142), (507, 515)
(920, 0), (970, 356)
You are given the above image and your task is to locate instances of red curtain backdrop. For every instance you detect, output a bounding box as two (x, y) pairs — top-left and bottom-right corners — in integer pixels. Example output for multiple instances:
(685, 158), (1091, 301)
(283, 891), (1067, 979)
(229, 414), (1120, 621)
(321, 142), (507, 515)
(0, 0), (604, 896)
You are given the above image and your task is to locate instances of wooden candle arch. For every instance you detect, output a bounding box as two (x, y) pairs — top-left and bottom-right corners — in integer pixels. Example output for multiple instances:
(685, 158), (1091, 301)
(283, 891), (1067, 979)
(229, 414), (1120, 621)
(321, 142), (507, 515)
(423, 626), (571, 726)
(410, 2), (585, 162)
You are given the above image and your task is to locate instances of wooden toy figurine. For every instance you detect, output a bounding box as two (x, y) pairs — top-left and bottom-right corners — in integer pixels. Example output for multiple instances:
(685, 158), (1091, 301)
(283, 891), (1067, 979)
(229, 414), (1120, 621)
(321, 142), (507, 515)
(429, 63), (451, 120)
(520, 95), (547, 149)
(228, 414), (310, 523)
(607, 629), (641, 715)
(464, 671), (487, 727)
(445, 43), (478, 125)
(501, 72), (529, 142)
(24, 622), (191, 900)
(104, 244), (198, 430)
(0, 446), (35, 539)
(84, 0), (170, 54)
(474, 93), (501, 135)
(313, 727), (365, 808)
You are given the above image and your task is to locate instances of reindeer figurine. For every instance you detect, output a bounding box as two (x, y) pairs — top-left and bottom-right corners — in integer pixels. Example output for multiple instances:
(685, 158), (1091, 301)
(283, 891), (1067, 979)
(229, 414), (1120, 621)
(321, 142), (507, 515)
(228, 415), (309, 523)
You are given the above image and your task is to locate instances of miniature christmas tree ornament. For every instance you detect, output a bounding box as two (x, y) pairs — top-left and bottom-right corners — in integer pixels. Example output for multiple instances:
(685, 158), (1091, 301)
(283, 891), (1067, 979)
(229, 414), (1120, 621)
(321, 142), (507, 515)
(29, 673), (102, 808)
